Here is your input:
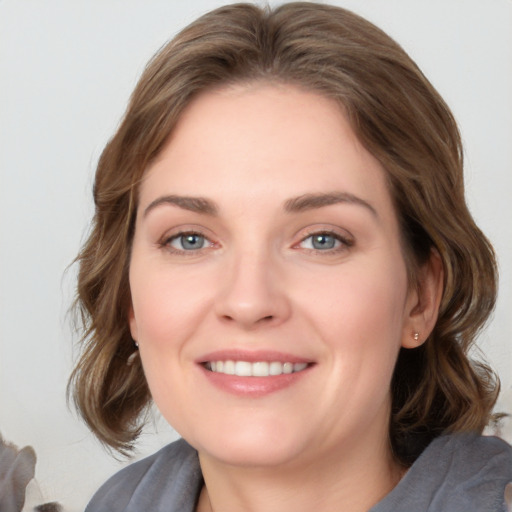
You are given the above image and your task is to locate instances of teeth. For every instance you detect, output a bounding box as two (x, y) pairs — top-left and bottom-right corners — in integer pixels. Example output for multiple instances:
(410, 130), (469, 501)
(206, 360), (308, 377)
(253, 361), (269, 377)
(235, 361), (252, 376)
(269, 361), (282, 375)
(224, 360), (235, 375)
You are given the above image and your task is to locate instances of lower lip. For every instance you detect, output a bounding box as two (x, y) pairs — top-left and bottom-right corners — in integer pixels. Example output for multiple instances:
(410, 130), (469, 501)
(200, 365), (312, 397)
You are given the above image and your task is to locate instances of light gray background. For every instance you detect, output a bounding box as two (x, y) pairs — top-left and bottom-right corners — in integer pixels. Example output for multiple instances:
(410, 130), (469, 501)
(1, 1), (511, 510)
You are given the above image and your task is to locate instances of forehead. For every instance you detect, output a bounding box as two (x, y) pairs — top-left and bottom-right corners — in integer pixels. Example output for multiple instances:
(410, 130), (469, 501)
(139, 83), (393, 217)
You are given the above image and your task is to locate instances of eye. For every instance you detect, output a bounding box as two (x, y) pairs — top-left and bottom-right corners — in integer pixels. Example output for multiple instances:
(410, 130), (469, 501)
(164, 231), (213, 253)
(302, 233), (339, 250)
(297, 230), (353, 253)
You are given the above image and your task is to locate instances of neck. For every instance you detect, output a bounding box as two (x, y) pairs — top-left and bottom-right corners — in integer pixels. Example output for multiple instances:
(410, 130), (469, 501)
(197, 433), (404, 512)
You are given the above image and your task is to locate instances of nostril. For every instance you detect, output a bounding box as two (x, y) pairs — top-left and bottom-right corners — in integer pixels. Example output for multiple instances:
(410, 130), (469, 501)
(220, 313), (275, 326)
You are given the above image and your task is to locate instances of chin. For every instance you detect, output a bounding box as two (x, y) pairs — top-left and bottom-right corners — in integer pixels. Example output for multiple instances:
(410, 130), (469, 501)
(191, 423), (309, 468)
(206, 443), (305, 468)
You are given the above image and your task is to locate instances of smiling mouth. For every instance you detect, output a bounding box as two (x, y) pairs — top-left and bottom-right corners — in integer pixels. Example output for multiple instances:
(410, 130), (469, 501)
(204, 361), (309, 377)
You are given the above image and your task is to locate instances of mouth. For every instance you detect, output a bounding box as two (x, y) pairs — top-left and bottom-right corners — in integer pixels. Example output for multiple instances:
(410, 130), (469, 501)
(197, 350), (314, 396)
(203, 360), (309, 377)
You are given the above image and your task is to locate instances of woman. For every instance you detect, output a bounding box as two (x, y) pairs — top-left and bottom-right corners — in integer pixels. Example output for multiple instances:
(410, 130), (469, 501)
(70, 3), (512, 511)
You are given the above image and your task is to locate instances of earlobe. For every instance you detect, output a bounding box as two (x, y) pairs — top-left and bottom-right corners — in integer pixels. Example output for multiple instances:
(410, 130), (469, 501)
(402, 249), (444, 349)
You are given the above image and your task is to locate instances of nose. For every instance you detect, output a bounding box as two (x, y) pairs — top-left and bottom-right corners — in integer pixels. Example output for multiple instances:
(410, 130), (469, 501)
(214, 249), (291, 330)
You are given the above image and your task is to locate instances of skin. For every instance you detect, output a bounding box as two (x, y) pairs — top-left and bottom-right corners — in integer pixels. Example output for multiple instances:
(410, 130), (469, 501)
(128, 83), (442, 512)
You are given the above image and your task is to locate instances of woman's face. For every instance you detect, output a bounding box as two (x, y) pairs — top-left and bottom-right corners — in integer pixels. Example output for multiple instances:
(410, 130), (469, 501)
(129, 83), (420, 468)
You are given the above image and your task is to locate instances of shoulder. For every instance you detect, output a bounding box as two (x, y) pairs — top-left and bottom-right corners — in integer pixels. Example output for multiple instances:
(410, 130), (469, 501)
(373, 433), (512, 512)
(423, 432), (512, 475)
(430, 432), (512, 467)
(85, 438), (202, 512)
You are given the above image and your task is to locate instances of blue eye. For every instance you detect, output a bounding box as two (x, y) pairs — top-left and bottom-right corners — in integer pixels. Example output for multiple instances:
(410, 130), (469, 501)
(310, 234), (338, 250)
(169, 233), (207, 251)
(299, 232), (350, 252)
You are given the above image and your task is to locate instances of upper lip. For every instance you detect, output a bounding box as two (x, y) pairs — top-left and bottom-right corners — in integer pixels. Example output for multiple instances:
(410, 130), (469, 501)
(197, 349), (313, 364)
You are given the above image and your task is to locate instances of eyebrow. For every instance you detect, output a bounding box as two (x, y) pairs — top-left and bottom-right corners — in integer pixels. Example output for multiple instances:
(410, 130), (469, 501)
(143, 195), (219, 217)
(284, 192), (377, 217)
(143, 191), (377, 218)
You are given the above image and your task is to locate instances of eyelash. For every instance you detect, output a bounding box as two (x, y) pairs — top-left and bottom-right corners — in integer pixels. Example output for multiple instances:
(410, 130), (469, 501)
(296, 230), (354, 254)
(160, 230), (215, 256)
(159, 229), (354, 256)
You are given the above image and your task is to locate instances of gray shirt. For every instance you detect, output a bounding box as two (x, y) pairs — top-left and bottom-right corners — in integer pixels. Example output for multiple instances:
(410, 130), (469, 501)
(86, 433), (512, 512)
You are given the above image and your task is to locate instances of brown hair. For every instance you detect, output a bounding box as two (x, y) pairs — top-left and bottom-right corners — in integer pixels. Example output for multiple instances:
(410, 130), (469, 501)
(69, 2), (499, 462)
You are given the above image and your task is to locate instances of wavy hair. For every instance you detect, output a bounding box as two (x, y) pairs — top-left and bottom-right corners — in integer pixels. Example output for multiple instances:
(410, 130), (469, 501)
(69, 2), (499, 462)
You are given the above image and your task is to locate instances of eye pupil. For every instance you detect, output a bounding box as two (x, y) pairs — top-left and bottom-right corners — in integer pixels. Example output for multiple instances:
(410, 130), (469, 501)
(181, 234), (204, 250)
(312, 234), (335, 250)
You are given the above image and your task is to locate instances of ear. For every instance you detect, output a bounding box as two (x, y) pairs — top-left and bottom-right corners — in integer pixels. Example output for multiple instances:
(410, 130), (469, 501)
(401, 249), (444, 348)
(128, 304), (138, 342)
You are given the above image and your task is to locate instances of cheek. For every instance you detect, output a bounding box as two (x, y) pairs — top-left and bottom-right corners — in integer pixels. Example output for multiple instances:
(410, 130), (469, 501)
(129, 269), (206, 418)
(129, 265), (211, 346)
(303, 259), (408, 367)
